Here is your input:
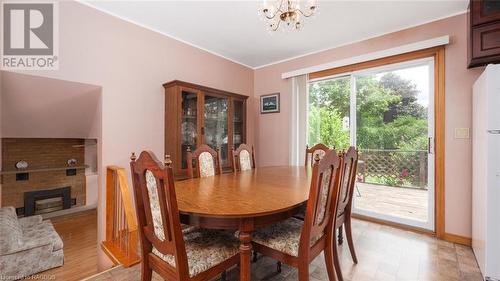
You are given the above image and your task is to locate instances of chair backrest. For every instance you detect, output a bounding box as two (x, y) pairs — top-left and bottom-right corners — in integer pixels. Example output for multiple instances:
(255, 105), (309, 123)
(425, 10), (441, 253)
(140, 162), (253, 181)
(186, 144), (222, 178)
(336, 147), (358, 226)
(305, 143), (332, 166)
(130, 151), (190, 278)
(300, 149), (342, 252)
(231, 143), (256, 172)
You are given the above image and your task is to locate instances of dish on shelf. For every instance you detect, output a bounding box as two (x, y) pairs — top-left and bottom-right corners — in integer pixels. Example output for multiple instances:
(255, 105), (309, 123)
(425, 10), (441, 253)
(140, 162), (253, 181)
(15, 160), (28, 170)
(67, 159), (78, 166)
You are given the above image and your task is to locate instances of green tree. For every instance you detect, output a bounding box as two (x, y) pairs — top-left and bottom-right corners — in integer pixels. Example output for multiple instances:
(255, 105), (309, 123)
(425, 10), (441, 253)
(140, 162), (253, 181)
(308, 106), (350, 149)
(308, 73), (428, 151)
(379, 72), (427, 122)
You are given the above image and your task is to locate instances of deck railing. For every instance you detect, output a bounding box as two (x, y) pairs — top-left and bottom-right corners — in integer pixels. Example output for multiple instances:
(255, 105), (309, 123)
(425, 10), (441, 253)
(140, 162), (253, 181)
(101, 166), (140, 267)
(357, 149), (428, 189)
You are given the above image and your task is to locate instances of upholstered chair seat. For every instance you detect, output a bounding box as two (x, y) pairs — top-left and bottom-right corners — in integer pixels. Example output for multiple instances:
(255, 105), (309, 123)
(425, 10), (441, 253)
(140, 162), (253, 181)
(152, 229), (239, 277)
(251, 150), (342, 281)
(131, 151), (238, 281)
(181, 225), (199, 234)
(252, 217), (323, 257)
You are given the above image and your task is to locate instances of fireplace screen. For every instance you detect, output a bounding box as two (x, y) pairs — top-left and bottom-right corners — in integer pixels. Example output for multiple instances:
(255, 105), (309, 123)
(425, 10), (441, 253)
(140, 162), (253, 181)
(24, 187), (72, 216)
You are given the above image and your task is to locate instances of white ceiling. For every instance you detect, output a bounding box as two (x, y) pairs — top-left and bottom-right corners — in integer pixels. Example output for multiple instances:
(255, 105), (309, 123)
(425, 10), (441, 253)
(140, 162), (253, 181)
(83, 1), (468, 69)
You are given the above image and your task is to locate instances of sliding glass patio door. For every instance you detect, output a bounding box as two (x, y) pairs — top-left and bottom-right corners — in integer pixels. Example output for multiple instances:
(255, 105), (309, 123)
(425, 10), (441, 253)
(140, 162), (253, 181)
(308, 58), (435, 231)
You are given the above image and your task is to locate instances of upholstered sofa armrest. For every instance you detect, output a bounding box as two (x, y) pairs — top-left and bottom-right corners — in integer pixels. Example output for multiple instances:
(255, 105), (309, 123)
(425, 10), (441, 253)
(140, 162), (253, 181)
(18, 215), (43, 229)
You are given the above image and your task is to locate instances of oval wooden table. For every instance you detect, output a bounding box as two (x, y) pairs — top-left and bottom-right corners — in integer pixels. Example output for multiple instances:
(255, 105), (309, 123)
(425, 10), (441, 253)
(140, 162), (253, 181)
(176, 166), (312, 281)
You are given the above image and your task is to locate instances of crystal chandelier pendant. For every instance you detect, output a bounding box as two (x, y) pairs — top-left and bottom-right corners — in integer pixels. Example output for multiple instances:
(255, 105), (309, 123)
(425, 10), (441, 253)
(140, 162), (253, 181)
(259, 0), (317, 32)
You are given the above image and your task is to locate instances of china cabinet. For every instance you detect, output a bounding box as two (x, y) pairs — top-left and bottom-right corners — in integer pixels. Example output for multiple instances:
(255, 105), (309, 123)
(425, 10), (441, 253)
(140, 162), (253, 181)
(163, 80), (247, 178)
(468, 0), (500, 68)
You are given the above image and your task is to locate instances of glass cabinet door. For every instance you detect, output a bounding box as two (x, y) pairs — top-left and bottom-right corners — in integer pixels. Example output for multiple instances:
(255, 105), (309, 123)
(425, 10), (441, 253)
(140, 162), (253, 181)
(203, 95), (229, 168)
(482, 0), (500, 16)
(181, 90), (198, 169)
(233, 99), (245, 149)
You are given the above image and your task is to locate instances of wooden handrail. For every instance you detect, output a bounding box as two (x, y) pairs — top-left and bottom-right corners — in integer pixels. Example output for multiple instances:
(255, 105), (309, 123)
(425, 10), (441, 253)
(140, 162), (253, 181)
(101, 166), (140, 267)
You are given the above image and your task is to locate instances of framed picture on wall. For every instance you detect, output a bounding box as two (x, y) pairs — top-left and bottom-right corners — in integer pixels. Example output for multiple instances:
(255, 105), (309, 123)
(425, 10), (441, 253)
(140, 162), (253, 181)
(260, 93), (280, 114)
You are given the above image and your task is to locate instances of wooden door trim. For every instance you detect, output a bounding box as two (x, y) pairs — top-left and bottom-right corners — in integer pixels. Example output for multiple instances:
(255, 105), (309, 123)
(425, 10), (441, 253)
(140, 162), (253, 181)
(434, 47), (445, 239)
(310, 46), (444, 80)
(310, 47), (446, 238)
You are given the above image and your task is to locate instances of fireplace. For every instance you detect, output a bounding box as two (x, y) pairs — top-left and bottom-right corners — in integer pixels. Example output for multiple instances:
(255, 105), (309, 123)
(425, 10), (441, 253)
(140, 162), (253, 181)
(24, 187), (72, 216)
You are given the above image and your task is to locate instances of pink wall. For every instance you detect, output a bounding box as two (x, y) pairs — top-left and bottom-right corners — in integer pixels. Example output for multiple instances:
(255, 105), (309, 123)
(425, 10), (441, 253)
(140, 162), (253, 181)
(1, 72), (101, 139)
(253, 13), (483, 238)
(11, 1), (254, 269)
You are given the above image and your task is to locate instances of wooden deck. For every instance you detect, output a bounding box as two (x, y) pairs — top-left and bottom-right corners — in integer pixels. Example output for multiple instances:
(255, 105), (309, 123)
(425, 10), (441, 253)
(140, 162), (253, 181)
(354, 182), (428, 222)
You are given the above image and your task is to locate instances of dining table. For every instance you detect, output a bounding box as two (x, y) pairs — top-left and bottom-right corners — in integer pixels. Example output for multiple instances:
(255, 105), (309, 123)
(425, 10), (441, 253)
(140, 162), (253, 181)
(175, 166), (313, 281)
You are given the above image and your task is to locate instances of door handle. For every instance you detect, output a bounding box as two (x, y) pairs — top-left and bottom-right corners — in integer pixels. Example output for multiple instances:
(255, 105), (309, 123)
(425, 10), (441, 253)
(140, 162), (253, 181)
(428, 137), (433, 154)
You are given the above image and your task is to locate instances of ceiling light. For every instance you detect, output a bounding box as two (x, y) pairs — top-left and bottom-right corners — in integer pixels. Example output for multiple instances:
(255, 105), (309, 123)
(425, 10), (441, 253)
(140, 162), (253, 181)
(259, 0), (318, 32)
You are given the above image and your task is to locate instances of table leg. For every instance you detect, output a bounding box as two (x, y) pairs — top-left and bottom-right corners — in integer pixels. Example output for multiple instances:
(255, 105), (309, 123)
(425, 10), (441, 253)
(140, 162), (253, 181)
(239, 230), (252, 281)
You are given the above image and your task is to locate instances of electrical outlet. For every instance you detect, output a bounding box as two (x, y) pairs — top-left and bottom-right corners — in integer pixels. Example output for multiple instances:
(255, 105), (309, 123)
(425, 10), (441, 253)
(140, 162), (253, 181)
(455, 128), (470, 139)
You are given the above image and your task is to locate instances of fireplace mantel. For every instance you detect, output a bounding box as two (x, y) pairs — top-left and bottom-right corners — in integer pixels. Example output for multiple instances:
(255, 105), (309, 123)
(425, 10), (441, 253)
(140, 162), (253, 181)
(0, 165), (89, 175)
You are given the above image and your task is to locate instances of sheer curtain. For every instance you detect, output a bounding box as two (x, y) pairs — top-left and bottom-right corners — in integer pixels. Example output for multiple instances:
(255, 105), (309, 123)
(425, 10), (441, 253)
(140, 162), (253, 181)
(289, 74), (308, 166)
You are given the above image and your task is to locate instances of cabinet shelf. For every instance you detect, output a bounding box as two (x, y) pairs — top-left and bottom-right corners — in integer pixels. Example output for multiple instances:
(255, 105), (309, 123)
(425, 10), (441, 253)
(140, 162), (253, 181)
(205, 117), (227, 122)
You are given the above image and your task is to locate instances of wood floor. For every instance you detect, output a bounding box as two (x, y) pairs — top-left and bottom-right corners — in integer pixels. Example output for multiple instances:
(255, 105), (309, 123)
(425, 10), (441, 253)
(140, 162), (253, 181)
(22, 209), (99, 281)
(85, 219), (483, 281)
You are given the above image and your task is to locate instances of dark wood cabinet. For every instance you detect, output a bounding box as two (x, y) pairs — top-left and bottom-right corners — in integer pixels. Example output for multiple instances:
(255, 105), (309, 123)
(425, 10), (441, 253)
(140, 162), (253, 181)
(468, 0), (500, 68)
(163, 80), (247, 178)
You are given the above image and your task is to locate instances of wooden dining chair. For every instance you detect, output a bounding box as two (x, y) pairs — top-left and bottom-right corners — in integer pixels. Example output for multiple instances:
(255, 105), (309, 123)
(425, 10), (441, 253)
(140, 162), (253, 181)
(293, 143), (333, 221)
(305, 143), (332, 166)
(130, 151), (240, 281)
(332, 146), (359, 281)
(186, 144), (222, 178)
(251, 150), (343, 281)
(231, 143), (256, 172)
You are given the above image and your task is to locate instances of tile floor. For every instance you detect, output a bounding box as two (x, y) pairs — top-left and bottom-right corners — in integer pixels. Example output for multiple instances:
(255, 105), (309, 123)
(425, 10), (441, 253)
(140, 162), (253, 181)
(85, 219), (482, 281)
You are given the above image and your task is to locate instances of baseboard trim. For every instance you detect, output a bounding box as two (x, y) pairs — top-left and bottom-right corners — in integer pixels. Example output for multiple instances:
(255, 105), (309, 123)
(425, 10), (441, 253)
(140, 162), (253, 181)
(443, 233), (472, 246)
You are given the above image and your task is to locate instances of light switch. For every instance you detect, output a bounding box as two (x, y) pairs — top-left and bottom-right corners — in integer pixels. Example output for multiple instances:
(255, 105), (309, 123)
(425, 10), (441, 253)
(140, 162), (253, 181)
(455, 128), (470, 139)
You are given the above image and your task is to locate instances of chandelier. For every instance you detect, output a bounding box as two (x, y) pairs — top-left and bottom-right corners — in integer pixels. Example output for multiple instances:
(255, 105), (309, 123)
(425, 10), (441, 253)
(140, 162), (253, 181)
(259, 0), (318, 32)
